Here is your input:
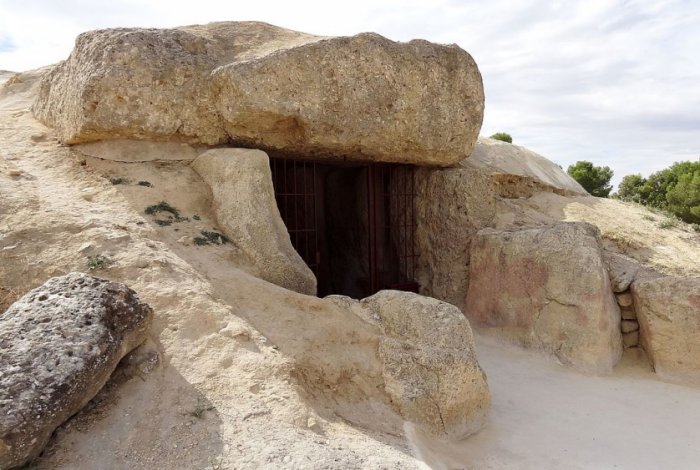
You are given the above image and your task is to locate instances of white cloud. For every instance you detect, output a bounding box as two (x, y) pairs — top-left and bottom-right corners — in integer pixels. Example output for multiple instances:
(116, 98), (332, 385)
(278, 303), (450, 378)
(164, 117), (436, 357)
(0, 0), (698, 187)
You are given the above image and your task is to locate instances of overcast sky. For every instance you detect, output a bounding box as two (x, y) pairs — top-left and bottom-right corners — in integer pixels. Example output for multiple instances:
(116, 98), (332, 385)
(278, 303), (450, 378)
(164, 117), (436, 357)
(1, 0), (698, 187)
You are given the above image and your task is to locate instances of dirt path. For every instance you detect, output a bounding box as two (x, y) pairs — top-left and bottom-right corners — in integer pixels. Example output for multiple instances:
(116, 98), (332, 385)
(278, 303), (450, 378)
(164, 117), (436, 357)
(412, 337), (700, 470)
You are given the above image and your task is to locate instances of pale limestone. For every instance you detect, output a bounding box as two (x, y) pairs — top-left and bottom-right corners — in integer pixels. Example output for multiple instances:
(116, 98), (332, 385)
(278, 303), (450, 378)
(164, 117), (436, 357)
(33, 22), (483, 166)
(632, 276), (700, 383)
(191, 148), (316, 295)
(621, 320), (639, 333)
(616, 292), (634, 308)
(465, 222), (622, 374)
(360, 291), (491, 439)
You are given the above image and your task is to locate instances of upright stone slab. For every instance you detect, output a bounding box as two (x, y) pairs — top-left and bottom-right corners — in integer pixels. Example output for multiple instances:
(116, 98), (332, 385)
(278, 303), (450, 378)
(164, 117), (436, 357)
(465, 222), (622, 374)
(632, 276), (700, 383)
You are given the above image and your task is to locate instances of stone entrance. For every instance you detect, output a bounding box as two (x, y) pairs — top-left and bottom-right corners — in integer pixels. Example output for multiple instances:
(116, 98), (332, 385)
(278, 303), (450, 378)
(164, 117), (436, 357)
(270, 156), (419, 298)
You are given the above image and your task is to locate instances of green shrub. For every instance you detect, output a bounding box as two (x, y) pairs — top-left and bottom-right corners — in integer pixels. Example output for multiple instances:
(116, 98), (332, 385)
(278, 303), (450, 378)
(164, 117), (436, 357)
(489, 132), (512, 143)
(87, 254), (111, 270)
(617, 161), (700, 224)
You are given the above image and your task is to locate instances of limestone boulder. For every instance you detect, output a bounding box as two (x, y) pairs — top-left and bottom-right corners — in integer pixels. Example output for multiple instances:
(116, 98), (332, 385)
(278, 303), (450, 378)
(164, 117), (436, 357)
(192, 148), (316, 295)
(359, 290), (490, 439)
(0, 273), (152, 469)
(212, 33), (484, 165)
(465, 222), (622, 374)
(632, 276), (700, 383)
(33, 22), (484, 166)
(32, 22), (320, 145)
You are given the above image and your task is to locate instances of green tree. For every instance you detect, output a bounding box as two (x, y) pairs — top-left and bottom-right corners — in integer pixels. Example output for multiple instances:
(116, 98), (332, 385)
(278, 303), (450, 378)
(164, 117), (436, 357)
(567, 161), (613, 197)
(489, 132), (512, 143)
(665, 168), (700, 223)
(617, 160), (700, 224)
(617, 174), (647, 203)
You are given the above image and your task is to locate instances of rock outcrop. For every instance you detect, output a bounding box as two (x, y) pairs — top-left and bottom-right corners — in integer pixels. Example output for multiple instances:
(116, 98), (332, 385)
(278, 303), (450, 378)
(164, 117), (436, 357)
(465, 223), (622, 373)
(192, 148), (317, 295)
(0, 273), (152, 469)
(33, 21), (484, 166)
(363, 291), (490, 439)
(325, 290), (491, 439)
(414, 138), (589, 311)
(468, 137), (587, 196)
(632, 276), (700, 383)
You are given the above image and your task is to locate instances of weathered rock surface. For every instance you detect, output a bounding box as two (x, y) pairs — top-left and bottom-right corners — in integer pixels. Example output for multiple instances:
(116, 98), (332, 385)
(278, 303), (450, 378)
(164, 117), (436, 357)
(212, 33), (484, 165)
(616, 292), (634, 308)
(604, 252), (641, 293)
(468, 137), (588, 196)
(414, 163), (496, 309)
(632, 276), (700, 383)
(357, 291), (490, 439)
(0, 273), (152, 469)
(192, 148), (316, 295)
(33, 22), (484, 166)
(465, 222), (622, 374)
(413, 137), (590, 311)
(32, 22), (319, 146)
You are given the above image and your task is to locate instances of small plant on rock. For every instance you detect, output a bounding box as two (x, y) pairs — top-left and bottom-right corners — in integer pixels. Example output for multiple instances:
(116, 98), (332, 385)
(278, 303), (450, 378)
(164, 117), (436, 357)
(658, 218), (675, 229)
(145, 201), (180, 218)
(110, 177), (128, 185)
(193, 230), (229, 246)
(189, 400), (214, 419)
(87, 254), (111, 270)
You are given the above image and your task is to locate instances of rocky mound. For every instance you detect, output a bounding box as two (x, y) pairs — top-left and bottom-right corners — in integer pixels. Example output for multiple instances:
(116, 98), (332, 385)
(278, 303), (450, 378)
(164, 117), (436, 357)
(33, 21), (483, 166)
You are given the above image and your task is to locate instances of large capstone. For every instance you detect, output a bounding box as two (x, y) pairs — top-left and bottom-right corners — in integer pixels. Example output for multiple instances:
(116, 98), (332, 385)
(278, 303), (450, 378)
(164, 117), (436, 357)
(0, 273), (152, 469)
(32, 21), (484, 166)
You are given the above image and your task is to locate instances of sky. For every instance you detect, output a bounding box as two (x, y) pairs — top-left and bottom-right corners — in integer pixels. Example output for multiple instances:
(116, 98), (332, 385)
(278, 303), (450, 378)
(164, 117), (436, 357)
(1, 0), (698, 188)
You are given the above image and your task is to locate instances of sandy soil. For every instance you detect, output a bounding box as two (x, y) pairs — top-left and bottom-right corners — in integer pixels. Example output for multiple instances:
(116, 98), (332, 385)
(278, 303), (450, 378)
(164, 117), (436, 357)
(2, 68), (700, 470)
(515, 192), (700, 278)
(412, 337), (700, 469)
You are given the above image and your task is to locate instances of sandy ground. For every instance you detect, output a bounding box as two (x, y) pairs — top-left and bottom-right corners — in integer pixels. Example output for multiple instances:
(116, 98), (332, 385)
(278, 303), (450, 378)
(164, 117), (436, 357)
(2, 68), (700, 470)
(413, 337), (700, 470)
(508, 192), (700, 278)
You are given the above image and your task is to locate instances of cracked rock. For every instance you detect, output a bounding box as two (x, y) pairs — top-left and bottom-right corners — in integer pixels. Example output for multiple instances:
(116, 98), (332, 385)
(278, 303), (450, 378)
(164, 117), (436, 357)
(632, 276), (700, 383)
(362, 291), (491, 439)
(465, 222), (622, 374)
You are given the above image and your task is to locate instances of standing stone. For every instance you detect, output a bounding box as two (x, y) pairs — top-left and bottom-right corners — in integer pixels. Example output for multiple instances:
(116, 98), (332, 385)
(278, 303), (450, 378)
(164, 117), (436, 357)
(191, 148), (317, 295)
(0, 273), (152, 469)
(632, 276), (700, 383)
(361, 291), (491, 439)
(465, 222), (622, 374)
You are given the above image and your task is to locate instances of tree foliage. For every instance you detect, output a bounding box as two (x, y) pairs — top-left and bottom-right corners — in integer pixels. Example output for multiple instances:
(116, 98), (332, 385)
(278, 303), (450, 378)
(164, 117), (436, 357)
(489, 132), (512, 143)
(567, 161), (614, 197)
(618, 160), (700, 224)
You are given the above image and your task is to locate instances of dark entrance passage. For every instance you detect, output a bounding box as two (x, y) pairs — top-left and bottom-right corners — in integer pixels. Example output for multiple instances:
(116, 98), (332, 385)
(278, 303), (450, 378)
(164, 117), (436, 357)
(270, 156), (418, 298)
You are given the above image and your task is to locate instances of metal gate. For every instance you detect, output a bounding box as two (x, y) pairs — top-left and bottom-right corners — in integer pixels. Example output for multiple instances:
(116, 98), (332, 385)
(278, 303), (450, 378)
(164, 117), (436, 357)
(368, 164), (419, 294)
(269, 158), (320, 276)
(270, 157), (418, 297)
